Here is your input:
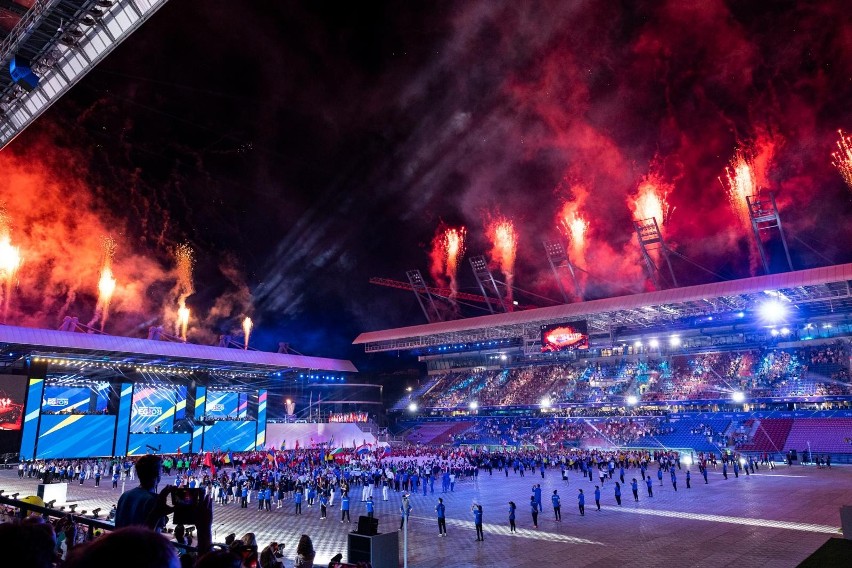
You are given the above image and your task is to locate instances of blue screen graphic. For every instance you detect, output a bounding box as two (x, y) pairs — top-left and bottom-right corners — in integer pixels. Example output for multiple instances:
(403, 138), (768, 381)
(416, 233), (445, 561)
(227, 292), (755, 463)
(130, 387), (186, 433)
(36, 414), (116, 458)
(205, 391), (247, 418)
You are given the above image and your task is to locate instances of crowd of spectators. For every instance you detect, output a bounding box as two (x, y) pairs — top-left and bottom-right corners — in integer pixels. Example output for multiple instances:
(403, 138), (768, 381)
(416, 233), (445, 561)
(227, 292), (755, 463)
(415, 341), (851, 410)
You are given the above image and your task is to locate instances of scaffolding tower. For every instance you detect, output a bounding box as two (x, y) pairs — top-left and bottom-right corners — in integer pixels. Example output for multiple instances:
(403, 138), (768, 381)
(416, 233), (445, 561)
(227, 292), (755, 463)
(542, 239), (582, 303)
(634, 218), (678, 290)
(468, 255), (508, 314)
(747, 192), (794, 273)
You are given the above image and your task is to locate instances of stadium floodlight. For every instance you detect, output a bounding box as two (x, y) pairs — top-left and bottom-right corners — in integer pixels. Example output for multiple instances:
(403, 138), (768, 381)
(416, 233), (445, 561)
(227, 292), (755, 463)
(770, 329), (779, 337)
(732, 391), (746, 404)
(780, 327), (791, 336)
(648, 338), (660, 349)
(408, 402), (418, 412)
(682, 455), (693, 466)
(406, 386), (413, 392)
(540, 397), (552, 409)
(634, 340), (642, 348)
(626, 395), (638, 406)
(759, 300), (788, 323)
(500, 354), (508, 361)
(669, 335), (681, 347)
(469, 401), (479, 410)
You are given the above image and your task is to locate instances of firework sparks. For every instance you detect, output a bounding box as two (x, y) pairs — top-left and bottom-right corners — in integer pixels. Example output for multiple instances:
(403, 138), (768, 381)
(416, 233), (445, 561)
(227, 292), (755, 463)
(242, 316), (253, 350)
(631, 172), (673, 231)
(173, 243), (195, 340)
(87, 237), (118, 331)
(486, 215), (518, 308)
(721, 148), (758, 230)
(430, 225), (467, 300)
(0, 206), (21, 322)
(832, 129), (852, 192)
(557, 200), (588, 261)
(177, 306), (190, 341)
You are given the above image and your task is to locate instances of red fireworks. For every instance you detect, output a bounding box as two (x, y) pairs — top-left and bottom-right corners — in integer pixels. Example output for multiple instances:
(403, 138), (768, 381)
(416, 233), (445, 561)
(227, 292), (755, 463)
(429, 224), (467, 299)
(486, 215), (518, 306)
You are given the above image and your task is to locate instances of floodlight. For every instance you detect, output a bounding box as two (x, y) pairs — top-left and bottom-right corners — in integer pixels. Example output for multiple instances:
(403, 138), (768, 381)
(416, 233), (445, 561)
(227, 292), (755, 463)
(407, 402), (418, 412)
(731, 391), (745, 403)
(634, 340), (642, 348)
(540, 397), (552, 409)
(759, 300), (787, 323)
(648, 338), (660, 349)
(669, 336), (681, 347)
(469, 401), (479, 410)
(626, 395), (638, 406)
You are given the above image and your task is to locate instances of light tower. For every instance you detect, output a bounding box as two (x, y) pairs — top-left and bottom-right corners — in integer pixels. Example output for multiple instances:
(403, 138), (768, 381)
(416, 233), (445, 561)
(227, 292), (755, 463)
(405, 269), (443, 323)
(634, 218), (678, 290)
(542, 239), (582, 303)
(747, 192), (793, 273)
(469, 255), (508, 313)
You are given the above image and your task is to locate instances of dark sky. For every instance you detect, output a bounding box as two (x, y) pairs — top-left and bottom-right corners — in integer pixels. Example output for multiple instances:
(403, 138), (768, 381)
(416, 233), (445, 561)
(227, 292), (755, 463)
(1, 0), (851, 368)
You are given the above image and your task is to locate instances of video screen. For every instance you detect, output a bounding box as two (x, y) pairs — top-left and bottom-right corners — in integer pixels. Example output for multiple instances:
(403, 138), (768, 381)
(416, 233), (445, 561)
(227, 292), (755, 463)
(205, 391), (247, 419)
(130, 386), (186, 433)
(541, 320), (589, 352)
(0, 374), (27, 430)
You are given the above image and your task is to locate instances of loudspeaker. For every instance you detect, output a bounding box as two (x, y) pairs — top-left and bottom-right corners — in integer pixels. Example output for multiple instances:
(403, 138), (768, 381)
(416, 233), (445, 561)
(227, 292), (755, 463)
(356, 515), (378, 536)
(10, 56), (39, 91)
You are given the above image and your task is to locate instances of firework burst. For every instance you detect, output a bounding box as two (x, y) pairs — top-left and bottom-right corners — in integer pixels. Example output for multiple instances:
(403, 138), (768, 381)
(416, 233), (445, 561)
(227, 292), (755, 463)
(87, 236), (117, 331)
(173, 243), (195, 340)
(631, 171), (673, 231)
(832, 129), (852, 192)
(0, 205), (21, 323)
(429, 225), (467, 300)
(721, 148), (758, 231)
(486, 215), (518, 307)
(242, 316), (253, 350)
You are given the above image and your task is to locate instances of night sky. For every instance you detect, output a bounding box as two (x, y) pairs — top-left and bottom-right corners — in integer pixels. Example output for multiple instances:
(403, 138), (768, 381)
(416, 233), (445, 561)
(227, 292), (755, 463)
(0, 1), (851, 369)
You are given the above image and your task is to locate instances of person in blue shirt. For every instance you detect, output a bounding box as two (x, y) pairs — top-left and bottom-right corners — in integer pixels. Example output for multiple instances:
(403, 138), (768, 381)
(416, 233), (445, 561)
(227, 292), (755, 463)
(508, 501), (517, 533)
(577, 489), (585, 516)
(423, 473), (428, 496)
(533, 484), (543, 512)
(657, 467), (663, 486)
(429, 472), (435, 494)
(241, 486), (248, 508)
(551, 490), (561, 521)
(530, 495), (538, 528)
(614, 482), (622, 506)
(472, 504), (484, 541)
(294, 489), (303, 515)
(722, 462), (728, 479)
(436, 497), (447, 536)
(341, 494), (351, 523)
(594, 486), (601, 511)
(319, 492), (328, 519)
(646, 476), (653, 497)
(686, 469), (691, 489)
(442, 471), (450, 493)
(365, 495), (374, 518)
(619, 466), (625, 484)
(540, 462), (546, 479)
(670, 468), (677, 492)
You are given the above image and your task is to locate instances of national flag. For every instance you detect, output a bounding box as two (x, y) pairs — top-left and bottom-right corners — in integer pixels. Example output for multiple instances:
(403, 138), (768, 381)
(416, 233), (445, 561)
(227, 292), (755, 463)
(223, 451), (232, 464)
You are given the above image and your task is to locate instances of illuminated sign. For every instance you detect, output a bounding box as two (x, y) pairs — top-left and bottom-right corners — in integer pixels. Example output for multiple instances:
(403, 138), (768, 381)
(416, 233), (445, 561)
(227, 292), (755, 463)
(46, 398), (69, 407)
(135, 406), (163, 416)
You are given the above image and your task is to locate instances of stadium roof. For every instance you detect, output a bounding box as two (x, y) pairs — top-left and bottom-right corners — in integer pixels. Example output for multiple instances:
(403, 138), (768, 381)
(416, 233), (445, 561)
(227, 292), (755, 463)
(354, 263), (852, 352)
(0, 324), (357, 373)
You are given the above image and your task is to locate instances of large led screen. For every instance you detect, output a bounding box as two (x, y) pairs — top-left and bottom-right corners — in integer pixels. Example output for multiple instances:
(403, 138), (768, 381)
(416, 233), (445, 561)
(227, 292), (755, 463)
(130, 386), (187, 433)
(0, 374), (26, 430)
(541, 321), (589, 352)
(205, 391), (247, 419)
